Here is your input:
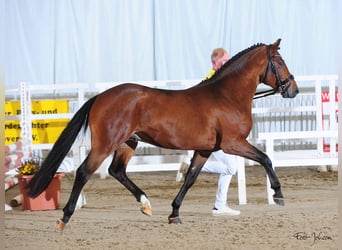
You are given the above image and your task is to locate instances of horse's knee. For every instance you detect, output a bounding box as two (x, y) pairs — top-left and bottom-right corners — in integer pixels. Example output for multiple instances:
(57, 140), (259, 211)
(260, 154), (272, 168)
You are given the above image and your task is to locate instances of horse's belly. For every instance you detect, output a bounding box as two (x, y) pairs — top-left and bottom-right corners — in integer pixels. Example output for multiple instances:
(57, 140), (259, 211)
(144, 127), (217, 151)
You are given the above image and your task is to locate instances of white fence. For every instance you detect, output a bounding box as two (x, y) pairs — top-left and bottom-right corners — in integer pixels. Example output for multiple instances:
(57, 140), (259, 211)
(4, 75), (338, 205)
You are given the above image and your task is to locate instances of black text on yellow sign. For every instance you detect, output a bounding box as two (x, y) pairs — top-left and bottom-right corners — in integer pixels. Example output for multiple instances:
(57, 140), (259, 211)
(5, 100), (69, 145)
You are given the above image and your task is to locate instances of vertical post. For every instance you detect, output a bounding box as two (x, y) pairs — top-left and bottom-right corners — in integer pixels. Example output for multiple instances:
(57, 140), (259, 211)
(329, 79), (337, 156)
(338, 57), (342, 249)
(237, 156), (247, 205)
(315, 79), (323, 154)
(20, 82), (32, 161)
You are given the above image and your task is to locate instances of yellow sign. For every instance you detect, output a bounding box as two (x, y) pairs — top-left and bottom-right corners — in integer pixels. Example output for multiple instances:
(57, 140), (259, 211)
(5, 100), (69, 145)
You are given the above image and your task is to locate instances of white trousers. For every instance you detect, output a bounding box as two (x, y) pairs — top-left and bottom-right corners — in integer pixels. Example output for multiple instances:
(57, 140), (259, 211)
(201, 150), (239, 209)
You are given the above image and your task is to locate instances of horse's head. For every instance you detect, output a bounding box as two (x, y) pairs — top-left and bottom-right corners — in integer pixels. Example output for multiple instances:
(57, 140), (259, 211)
(262, 39), (299, 98)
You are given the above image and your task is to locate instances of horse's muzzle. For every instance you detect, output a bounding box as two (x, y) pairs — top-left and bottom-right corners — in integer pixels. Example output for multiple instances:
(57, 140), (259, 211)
(281, 80), (299, 98)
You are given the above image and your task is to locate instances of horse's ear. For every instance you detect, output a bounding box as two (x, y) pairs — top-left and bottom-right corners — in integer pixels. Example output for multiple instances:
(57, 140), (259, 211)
(272, 38), (281, 49)
(270, 38), (281, 51)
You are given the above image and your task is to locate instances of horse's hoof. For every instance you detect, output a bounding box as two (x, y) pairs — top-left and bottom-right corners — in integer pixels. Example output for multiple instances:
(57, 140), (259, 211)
(140, 195), (152, 216)
(141, 207), (152, 216)
(56, 219), (66, 231)
(273, 197), (285, 206)
(168, 216), (182, 224)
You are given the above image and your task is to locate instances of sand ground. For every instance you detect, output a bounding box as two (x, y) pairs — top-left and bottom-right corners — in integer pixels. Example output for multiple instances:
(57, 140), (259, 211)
(5, 165), (337, 250)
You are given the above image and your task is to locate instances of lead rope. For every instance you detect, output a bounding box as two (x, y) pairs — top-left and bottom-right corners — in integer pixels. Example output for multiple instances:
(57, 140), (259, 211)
(253, 89), (277, 99)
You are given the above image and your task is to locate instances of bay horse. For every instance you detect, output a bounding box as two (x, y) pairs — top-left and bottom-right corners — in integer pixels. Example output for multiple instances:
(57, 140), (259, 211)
(27, 39), (298, 230)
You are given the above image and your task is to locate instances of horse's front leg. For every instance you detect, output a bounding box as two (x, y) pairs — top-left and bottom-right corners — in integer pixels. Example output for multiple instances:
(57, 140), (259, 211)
(108, 142), (152, 216)
(168, 151), (209, 224)
(228, 140), (284, 206)
(260, 153), (284, 205)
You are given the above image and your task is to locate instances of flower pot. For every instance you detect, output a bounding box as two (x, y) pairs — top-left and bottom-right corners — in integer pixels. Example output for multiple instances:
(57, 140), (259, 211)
(17, 173), (64, 211)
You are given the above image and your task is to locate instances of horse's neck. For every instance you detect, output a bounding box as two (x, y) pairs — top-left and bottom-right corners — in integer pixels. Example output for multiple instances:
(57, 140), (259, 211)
(226, 77), (257, 108)
(221, 50), (266, 101)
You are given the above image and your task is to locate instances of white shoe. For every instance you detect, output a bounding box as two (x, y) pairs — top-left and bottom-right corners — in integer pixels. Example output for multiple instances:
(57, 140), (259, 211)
(317, 165), (328, 172)
(212, 206), (240, 216)
(176, 156), (191, 182)
(328, 165), (338, 172)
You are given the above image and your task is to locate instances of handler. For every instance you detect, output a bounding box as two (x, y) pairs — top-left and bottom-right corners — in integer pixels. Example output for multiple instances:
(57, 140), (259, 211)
(177, 48), (240, 216)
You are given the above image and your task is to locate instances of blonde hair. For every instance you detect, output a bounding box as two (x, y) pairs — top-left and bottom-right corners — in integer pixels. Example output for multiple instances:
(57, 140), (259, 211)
(211, 48), (228, 61)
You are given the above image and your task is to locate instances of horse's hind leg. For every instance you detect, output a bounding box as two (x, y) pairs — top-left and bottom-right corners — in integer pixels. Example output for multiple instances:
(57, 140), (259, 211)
(108, 141), (152, 216)
(169, 151), (209, 224)
(58, 151), (109, 231)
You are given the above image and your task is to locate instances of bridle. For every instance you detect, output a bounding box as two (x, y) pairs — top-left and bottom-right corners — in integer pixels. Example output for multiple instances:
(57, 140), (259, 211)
(254, 46), (294, 99)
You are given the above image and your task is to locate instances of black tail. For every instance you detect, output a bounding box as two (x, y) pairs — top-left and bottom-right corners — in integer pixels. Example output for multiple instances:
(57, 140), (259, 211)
(27, 96), (97, 198)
